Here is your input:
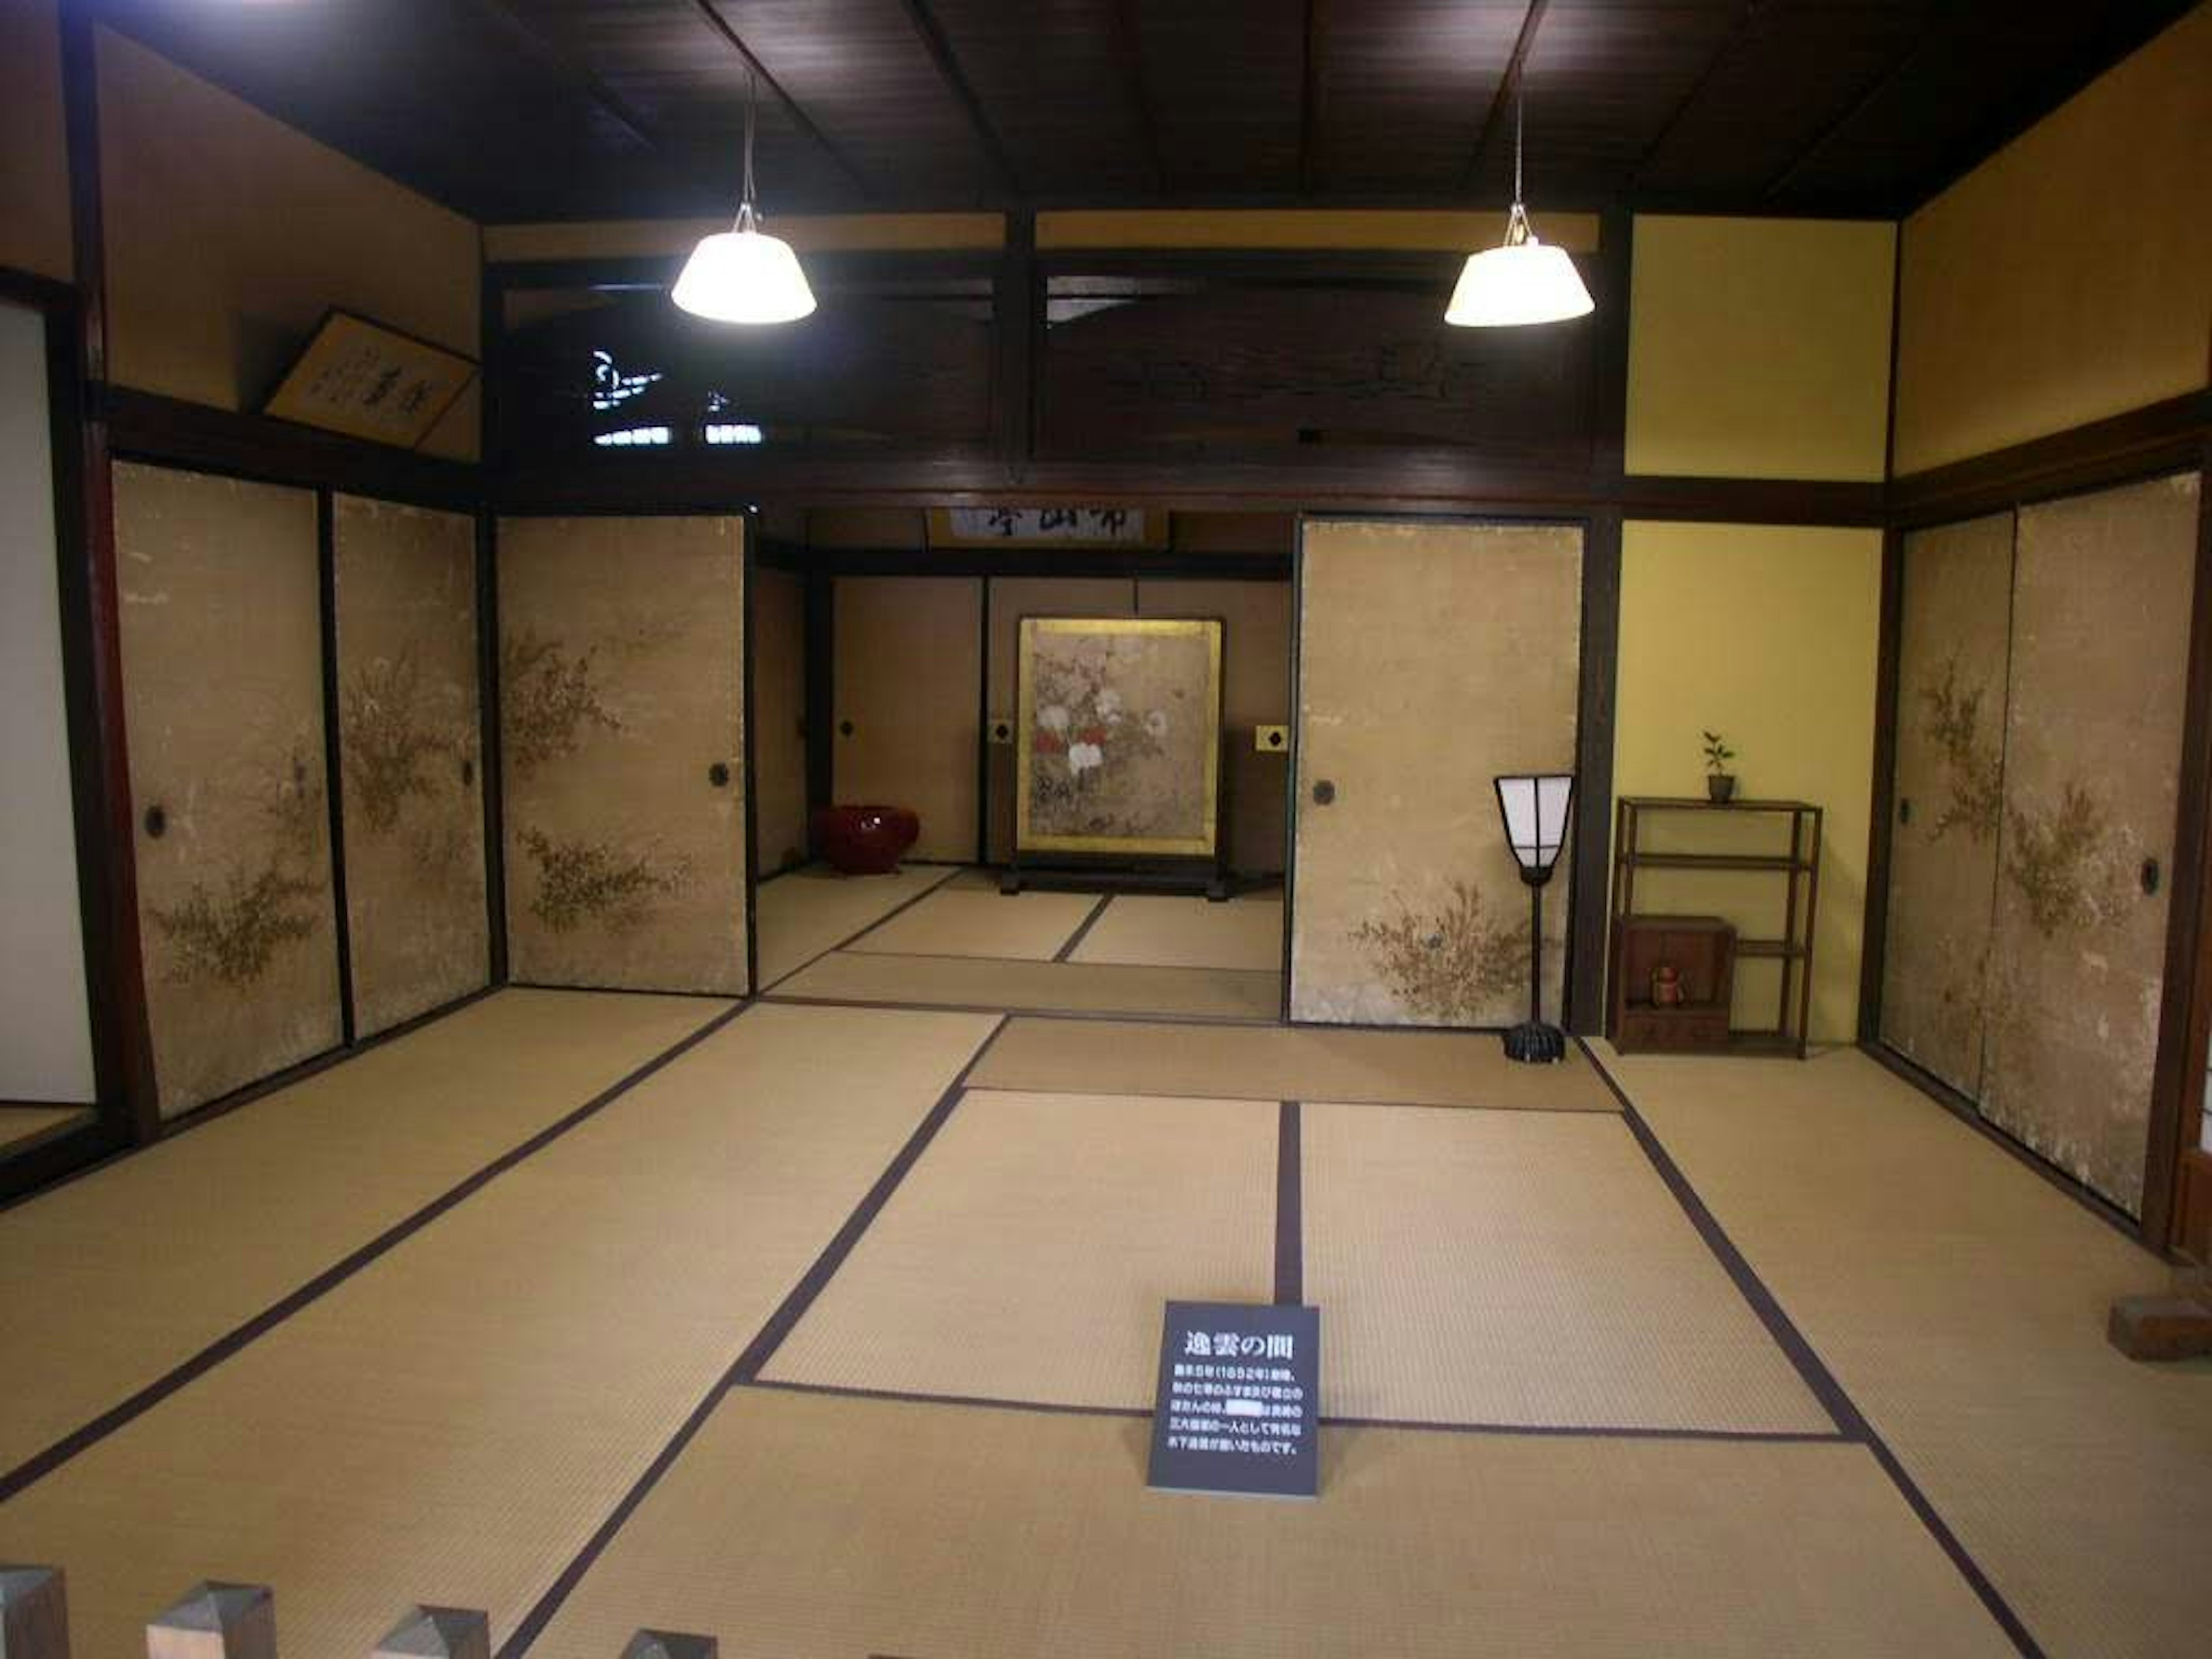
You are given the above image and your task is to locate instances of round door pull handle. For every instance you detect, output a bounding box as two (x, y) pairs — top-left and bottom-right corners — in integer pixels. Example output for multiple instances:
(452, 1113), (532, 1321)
(2141, 857), (2161, 896)
(144, 804), (167, 839)
(707, 761), (732, 789)
(1312, 779), (1336, 806)
(839, 719), (855, 738)
(460, 757), (475, 788)
(1897, 797), (1912, 825)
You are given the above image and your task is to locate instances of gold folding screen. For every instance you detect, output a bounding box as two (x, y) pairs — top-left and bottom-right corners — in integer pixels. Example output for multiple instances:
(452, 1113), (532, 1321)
(1291, 519), (1584, 1027)
(498, 515), (749, 995)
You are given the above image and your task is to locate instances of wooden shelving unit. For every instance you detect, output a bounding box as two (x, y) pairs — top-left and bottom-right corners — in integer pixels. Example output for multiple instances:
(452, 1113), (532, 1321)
(1610, 797), (1822, 1058)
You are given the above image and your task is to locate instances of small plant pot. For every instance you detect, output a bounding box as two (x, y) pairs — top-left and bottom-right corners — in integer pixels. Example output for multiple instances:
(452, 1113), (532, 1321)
(1707, 774), (1737, 805)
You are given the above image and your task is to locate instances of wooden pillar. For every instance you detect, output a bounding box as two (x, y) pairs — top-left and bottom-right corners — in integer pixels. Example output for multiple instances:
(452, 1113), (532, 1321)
(372, 1607), (488, 1659)
(146, 1584), (275, 1659)
(0, 1565), (70, 1659)
(619, 1635), (717, 1659)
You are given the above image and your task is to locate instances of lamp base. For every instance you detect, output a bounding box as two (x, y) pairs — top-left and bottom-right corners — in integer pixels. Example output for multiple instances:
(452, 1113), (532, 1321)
(1502, 1021), (1567, 1065)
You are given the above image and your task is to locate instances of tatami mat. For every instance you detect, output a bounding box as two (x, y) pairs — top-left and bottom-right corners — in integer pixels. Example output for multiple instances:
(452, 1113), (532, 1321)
(1302, 1103), (1834, 1432)
(1069, 891), (1285, 971)
(1598, 1041), (2212, 1659)
(0, 1105), (90, 1154)
(753, 863), (959, 987)
(771, 949), (1284, 1020)
(0, 988), (724, 1475)
(973, 1016), (1620, 1109)
(0, 1003), (999, 1658)
(528, 1388), (2018, 1659)
(846, 885), (1101, 960)
(765, 1089), (1275, 1408)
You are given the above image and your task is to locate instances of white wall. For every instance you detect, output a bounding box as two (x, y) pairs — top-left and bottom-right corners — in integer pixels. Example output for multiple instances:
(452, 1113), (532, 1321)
(0, 300), (96, 1104)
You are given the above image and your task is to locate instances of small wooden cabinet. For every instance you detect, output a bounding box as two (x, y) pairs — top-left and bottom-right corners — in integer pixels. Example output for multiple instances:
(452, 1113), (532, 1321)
(1611, 915), (1736, 1052)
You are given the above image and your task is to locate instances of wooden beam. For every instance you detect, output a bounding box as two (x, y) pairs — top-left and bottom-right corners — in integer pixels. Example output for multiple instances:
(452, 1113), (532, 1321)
(894, 0), (1024, 198)
(470, 0), (671, 158)
(690, 0), (878, 203)
(1459, 0), (1549, 196)
(1760, 28), (1934, 203)
(1107, 0), (1166, 196)
(1299, 0), (1330, 198)
(1628, 0), (1763, 187)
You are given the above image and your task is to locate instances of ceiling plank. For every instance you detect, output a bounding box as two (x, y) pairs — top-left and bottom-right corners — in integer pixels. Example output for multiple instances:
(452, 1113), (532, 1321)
(471, 0), (668, 156)
(1458, 0), (1549, 197)
(895, 0), (1025, 197)
(1759, 25), (1935, 202)
(1628, 0), (1764, 186)
(691, 0), (880, 202)
(1108, 0), (1167, 196)
(1299, 0), (1328, 196)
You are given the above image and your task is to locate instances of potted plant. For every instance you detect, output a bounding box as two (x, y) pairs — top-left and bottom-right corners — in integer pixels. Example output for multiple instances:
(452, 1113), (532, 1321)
(1702, 730), (1737, 804)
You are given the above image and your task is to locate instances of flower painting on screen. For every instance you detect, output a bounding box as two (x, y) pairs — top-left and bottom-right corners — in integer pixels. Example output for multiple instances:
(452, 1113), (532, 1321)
(1016, 617), (1224, 858)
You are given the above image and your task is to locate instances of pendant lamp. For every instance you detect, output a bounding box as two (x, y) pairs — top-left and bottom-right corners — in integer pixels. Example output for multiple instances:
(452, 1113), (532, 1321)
(673, 71), (816, 325)
(1446, 80), (1592, 328)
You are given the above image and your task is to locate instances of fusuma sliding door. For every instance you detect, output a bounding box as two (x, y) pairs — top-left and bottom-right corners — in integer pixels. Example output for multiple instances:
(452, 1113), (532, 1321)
(1980, 474), (2198, 1213)
(116, 463), (342, 1117)
(833, 575), (981, 862)
(1291, 518), (1583, 1026)
(332, 495), (489, 1037)
(1880, 472), (2200, 1215)
(1879, 513), (2014, 1097)
(499, 516), (748, 995)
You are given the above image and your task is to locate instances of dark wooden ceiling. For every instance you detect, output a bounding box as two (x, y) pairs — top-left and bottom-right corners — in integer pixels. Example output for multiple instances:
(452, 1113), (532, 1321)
(93, 0), (2198, 223)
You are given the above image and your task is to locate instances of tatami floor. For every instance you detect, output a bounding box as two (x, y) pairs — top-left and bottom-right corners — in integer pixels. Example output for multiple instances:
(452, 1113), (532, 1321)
(0, 867), (2204, 1657)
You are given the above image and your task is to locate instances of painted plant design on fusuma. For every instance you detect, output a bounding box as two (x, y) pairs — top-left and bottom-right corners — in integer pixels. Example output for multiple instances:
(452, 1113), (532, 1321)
(343, 649), (475, 833)
(501, 625), (622, 775)
(1921, 654), (2003, 843)
(519, 829), (691, 933)
(1020, 620), (1221, 851)
(150, 746), (328, 987)
(1353, 878), (1528, 1025)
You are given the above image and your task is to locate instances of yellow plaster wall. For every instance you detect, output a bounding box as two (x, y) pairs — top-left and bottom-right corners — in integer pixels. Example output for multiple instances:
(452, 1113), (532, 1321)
(1893, 5), (2212, 475)
(1612, 522), (1883, 1044)
(1626, 216), (1895, 482)
(96, 29), (482, 460)
(0, 0), (72, 282)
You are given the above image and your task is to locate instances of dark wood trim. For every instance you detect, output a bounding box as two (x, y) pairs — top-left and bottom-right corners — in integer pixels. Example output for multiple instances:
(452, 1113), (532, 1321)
(802, 567), (835, 832)
(1858, 525), (1904, 1042)
(683, 0), (877, 203)
(1888, 391), (2211, 526)
(476, 512), (509, 984)
(1274, 1099), (1303, 1304)
(2143, 433), (2212, 1250)
(315, 490), (357, 1046)
(976, 576), (993, 865)
(895, 0), (1021, 197)
(1105, 0), (1165, 196)
(0, 267), (75, 312)
(471, 0), (674, 162)
(0, 1116), (123, 1208)
(100, 386), (482, 512)
(1461, 1), (1550, 195)
(763, 541), (1290, 582)
(1759, 29), (1934, 203)
(1298, 0), (1330, 198)
(1616, 475), (1887, 525)
(1627, 0), (1760, 187)
(741, 512), (762, 997)
(1569, 509), (1622, 1035)
(58, 3), (158, 1148)
(993, 211), (1037, 480)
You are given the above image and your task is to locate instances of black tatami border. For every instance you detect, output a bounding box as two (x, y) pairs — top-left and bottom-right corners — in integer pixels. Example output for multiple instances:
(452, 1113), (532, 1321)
(1577, 1038), (2047, 1659)
(0, 996), (751, 1506)
(755, 864), (966, 994)
(1052, 892), (1116, 961)
(497, 1013), (1014, 1659)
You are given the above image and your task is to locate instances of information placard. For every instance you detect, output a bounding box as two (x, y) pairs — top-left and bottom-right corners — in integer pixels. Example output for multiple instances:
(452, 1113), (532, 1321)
(1146, 1300), (1320, 1499)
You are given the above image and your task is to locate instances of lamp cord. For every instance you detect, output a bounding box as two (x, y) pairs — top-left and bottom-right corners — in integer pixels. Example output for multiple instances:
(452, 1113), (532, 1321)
(1513, 75), (1524, 207)
(738, 69), (759, 229)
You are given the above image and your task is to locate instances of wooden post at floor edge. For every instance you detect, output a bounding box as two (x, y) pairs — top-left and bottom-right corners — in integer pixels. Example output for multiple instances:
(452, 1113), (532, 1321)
(0, 1565), (70, 1659)
(146, 1583), (275, 1659)
(372, 1605), (490, 1659)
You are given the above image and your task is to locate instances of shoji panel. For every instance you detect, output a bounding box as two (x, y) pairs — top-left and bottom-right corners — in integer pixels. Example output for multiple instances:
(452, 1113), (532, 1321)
(1879, 512), (2014, 1096)
(115, 463), (340, 1116)
(1982, 472), (2199, 1214)
(834, 575), (980, 863)
(1137, 578), (1291, 875)
(332, 495), (487, 1037)
(0, 300), (93, 1104)
(1291, 520), (1582, 1026)
(499, 516), (748, 995)
(985, 577), (1133, 862)
(752, 565), (809, 874)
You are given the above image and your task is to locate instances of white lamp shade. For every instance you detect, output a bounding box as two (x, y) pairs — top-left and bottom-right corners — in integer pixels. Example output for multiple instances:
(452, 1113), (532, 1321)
(1445, 240), (1593, 328)
(1495, 773), (1576, 873)
(672, 225), (817, 324)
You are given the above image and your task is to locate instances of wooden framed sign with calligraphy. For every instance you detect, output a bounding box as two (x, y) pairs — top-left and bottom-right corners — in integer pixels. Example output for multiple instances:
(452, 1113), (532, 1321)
(927, 506), (1166, 550)
(263, 309), (478, 450)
